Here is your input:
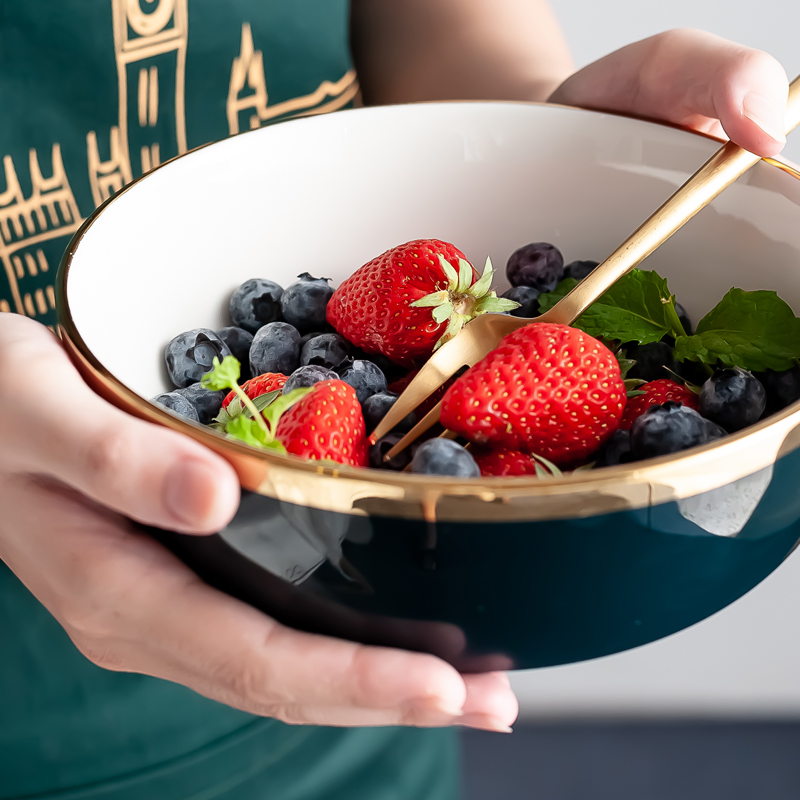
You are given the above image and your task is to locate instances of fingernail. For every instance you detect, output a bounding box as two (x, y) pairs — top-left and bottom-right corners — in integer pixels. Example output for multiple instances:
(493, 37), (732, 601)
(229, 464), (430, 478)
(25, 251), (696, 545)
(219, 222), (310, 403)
(164, 459), (219, 526)
(402, 698), (464, 725)
(457, 713), (513, 733)
(742, 92), (786, 143)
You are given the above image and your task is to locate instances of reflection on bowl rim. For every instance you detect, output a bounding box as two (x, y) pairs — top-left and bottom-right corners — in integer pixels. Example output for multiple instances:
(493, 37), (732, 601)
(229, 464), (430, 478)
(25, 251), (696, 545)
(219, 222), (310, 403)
(55, 100), (800, 523)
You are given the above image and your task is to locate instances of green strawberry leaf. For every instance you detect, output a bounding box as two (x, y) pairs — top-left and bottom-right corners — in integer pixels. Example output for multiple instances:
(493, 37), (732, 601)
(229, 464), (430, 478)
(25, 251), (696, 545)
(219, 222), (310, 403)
(248, 390), (281, 416)
(538, 270), (684, 345)
(673, 289), (800, 372)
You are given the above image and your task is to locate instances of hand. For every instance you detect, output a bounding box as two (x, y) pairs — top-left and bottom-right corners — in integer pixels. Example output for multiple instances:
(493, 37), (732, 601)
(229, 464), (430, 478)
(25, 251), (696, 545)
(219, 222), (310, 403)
(0, 314), (517, 731)
(549, 28), (789, 158)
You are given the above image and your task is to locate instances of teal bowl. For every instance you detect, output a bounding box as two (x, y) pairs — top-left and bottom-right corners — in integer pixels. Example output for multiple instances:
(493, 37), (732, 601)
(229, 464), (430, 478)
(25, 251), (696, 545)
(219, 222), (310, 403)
(57, 101), (800, 671)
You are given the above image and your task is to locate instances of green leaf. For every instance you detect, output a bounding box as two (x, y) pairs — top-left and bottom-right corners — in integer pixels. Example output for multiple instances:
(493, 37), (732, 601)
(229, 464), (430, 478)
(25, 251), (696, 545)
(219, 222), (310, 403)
(248, 390), (281, 416)
(260, 386), (314, 430)
(225, 415), (270, 447)
(200, 355), (241, 391)
(616, 357), (636, 380)
(476, 295), (520, 314)
(456, 258), (474, 293)
(438, 254), (459, 288)
(470, 257), (494, 298)
(432, 302), (454, 324)
(410, 290), (449, 308)
(673, 289), (800, 372)
(538, 270), (681, 345)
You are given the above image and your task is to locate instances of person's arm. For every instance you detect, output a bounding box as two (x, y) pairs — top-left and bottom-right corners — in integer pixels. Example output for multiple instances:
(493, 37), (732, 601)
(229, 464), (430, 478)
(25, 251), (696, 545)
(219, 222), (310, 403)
(352, 3), (788, 159)
(350, 0), (574, 105)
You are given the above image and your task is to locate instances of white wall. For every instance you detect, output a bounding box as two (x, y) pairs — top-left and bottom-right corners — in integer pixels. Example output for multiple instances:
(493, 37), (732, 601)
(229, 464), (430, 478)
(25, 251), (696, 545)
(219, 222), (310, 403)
(513, 0), (800, 720)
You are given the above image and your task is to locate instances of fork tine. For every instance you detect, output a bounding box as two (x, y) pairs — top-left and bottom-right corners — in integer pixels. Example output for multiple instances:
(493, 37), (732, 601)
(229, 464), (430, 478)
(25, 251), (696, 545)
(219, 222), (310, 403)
(383, 401), (443, 462)
(369, 344), (467, 444)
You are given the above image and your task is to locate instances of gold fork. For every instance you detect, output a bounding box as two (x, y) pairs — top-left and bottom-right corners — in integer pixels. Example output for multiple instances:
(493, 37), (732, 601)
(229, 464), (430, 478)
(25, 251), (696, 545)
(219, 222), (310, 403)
(372, 76), (800, 461)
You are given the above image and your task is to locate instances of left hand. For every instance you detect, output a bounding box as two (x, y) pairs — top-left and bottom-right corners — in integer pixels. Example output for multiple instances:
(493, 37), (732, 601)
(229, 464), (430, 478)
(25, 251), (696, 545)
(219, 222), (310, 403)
(549, 28), (789, 158)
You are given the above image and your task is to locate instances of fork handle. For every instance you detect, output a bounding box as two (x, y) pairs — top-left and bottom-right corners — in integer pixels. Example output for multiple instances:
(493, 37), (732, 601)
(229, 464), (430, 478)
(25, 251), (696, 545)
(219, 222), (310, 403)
(539, 75), (800, 327)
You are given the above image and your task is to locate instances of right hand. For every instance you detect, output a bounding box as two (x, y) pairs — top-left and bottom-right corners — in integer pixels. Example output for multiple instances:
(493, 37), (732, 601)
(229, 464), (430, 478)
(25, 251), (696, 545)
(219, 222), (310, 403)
(0, 313), (518, 731)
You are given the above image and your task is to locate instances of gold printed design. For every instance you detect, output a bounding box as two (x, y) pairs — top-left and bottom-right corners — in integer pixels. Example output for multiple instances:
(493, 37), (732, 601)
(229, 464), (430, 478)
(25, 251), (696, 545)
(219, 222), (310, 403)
(0, 146), (83, 315)
(227, 23), (359, 136)
(88, 0), (188, 201)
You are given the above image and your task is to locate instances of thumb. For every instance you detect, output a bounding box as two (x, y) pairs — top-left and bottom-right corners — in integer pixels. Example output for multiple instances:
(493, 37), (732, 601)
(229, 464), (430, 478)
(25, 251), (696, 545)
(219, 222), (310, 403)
(549, 29), (789, 158)
(1, 315), (240, 533)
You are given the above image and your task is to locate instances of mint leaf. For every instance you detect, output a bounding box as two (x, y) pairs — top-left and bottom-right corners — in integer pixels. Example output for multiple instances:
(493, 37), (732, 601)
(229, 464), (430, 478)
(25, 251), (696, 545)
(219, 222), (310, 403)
(201, 355), (241, 391)
(225, 416), (270, 447)
(674, 289), (800, 372)
(539, 270), (684, 344)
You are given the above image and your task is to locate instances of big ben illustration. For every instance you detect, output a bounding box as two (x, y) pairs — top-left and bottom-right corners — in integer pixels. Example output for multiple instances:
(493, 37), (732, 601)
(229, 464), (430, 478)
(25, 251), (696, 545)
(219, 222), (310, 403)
(88, 0), (188, 205)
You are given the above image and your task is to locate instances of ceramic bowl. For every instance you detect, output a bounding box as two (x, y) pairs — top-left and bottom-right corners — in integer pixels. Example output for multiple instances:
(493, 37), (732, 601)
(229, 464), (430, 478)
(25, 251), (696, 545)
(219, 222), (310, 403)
(57, 102), (800, 672)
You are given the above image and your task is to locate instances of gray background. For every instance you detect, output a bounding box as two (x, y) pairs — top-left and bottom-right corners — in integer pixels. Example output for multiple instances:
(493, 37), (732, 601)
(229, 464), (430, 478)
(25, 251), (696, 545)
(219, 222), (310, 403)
(511, 0), (800, 720)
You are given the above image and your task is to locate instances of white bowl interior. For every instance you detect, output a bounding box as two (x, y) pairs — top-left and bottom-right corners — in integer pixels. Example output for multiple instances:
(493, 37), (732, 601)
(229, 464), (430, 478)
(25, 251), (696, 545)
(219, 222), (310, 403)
(65, 102), (800, 400)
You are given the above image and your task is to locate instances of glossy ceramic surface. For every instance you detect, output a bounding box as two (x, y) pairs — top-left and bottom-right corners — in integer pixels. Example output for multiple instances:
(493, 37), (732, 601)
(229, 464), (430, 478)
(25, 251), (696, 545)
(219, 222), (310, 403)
(58, 102), (800, 668)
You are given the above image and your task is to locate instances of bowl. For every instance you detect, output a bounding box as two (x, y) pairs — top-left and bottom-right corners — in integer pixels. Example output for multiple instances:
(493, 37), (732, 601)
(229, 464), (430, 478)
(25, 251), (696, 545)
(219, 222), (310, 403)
(57, 101), (800, 672)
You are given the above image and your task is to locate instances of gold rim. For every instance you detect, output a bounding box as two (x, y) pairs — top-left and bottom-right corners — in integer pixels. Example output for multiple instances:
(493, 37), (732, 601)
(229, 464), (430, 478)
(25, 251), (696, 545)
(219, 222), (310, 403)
(56, 101), (800, 522)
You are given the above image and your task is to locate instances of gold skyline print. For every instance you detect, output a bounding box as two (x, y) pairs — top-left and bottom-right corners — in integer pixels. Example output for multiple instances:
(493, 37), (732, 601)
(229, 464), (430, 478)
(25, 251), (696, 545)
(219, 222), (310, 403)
(1, 1), (359, 322)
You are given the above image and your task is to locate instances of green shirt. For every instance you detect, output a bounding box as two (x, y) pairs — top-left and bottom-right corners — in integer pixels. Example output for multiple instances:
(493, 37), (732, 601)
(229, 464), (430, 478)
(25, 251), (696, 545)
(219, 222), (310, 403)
(0, 3), (457, 797)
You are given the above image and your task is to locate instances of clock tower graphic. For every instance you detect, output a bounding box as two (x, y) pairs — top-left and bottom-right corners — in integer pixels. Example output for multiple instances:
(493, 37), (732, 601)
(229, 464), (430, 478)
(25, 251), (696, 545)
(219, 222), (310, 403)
(87, 0), (189, 206)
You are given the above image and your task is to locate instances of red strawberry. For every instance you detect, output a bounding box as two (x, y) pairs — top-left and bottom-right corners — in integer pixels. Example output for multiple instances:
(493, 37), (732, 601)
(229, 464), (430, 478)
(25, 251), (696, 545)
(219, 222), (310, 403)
(387, 369), (459, 418)
(222, 372), (287, 410)
(473, 448), (539, 477)
(276, 380), (368, 467)
(620, 379), (700, 430)
(440, 323), (625, 466)
(326, 239), (517, 368)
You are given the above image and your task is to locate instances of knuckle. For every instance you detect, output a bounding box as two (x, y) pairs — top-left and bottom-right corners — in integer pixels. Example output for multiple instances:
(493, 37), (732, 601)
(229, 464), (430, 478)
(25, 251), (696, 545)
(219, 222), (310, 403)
(264, 704), (309, 726)
(213, 657), (277, 709)
(82, 428), (136, 490)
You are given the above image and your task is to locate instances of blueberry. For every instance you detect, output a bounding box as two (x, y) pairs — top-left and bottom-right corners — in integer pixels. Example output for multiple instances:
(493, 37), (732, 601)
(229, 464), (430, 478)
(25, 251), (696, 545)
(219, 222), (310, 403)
(625, 341), (676, 383)
(282, 364), (338, 393)
(506, 242), (564, 292)
(564, 260), (598, 281)
(501, 285), (540, 318)
(338, 359), (387, 404)
(699, 367), (766, 432)
(299, 330), (327, 348)
(757, 366), (800, 416)
(370, 432), (414, 471)
(705, 419), (728, 441)
(411, 439), (480, 477)
(217, 326), (254, 380)
(350, 349), (406, 383)
(675, 302), (692, 335)
(301, 333), (351, 370)
(594, 430), (631, 468)
(630, 401), (709, 460)
(165, 328), (232, 389)
(176, 383), (227, 425)
(250, 322), (301, 376)
(362, 392), (417, 433)
(228, 279), (284, 333)
(280, 273), (334, 334)
(152, 391), (199, 422)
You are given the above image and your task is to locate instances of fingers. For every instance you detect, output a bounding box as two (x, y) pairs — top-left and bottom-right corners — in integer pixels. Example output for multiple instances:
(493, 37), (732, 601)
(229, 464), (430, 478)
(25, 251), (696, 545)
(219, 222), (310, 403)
(2, 475), (519, 729)
(549, 29), (789, 157)
(0, 314), (239, 533)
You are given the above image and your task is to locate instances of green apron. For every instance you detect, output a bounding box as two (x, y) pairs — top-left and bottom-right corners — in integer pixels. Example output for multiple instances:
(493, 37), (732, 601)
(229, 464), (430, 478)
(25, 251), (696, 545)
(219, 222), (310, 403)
(0, 3), (458, 797)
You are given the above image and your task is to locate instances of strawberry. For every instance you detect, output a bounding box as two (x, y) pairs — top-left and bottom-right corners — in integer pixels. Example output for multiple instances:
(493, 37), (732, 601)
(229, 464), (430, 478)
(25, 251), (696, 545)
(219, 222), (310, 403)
(387, 369), (459, 418)
(276, 380), (368, 467)
(472, 447), (565, 477)
(620, 379), (700, 430)
(326, 239), (517, 368)
(440, 323), (625, 466)
(221, 372), (287, 411)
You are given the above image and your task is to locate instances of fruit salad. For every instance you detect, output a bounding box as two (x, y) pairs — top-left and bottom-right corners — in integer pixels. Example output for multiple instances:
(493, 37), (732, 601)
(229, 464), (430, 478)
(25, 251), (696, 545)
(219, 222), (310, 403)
(154, 239), (800, 478)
